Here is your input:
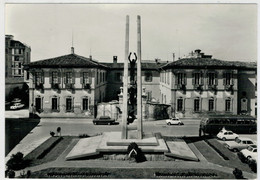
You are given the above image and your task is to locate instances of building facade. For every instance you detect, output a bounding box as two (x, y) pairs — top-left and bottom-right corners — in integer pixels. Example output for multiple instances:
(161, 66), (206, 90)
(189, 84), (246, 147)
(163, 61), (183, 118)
(5, 35), (31, 78)
(26, 50), (108, 118)
(160, 50), (256, 118)
(26, 49), (256, 119)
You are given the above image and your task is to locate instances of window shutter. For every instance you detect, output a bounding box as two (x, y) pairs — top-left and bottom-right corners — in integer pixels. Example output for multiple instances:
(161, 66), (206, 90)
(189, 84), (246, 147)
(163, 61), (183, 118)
(49, 71), (52, 84)
(175, 74), (178, 85)
(89, 70), (92, 84)
(41, 72), (44, 83)
(231, 71), (234, 85)
(72, 71), (75, 84)
(32, 72), (35, 84)
(215, 72), (218, 85)
(63, 72), (67, 84)
(80, 72), (83, 84)
(223, 72), (226, 85)
(206, 72), (209, 85)
(192, 72), (195, 85)
(200, 72), (204, 85)
(184, 73), (187, 85)
(58, 71), (61, 84)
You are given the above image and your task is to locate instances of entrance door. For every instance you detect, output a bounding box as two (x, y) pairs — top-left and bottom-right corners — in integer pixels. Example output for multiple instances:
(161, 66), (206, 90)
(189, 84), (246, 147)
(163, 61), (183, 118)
(35, 97), (41, 112)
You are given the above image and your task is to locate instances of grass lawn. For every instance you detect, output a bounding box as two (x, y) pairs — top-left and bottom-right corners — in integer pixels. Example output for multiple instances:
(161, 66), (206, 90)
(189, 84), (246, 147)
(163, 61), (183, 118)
(24, 136), (75, 167)
(29, 167), (235, 179)
(187, 137), (253, 173)
(5, 118), (40, 156)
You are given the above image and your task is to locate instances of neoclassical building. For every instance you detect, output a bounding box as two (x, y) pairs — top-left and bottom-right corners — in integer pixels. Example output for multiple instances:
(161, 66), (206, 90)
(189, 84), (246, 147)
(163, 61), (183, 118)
(25, 49), (256, 118)
(160, 49), (256, 117)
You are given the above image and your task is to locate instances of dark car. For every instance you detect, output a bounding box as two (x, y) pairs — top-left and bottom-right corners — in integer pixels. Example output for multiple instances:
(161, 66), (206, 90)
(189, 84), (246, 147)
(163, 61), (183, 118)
(93, 116), (115, 125)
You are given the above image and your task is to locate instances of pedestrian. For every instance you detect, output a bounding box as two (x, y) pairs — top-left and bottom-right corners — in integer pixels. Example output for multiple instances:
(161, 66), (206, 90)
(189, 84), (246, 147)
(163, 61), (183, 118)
(57, 127), (61, 136)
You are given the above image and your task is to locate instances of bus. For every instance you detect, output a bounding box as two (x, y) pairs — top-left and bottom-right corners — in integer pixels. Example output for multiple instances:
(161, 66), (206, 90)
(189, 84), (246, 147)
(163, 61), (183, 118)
(199, 115), (257, 136)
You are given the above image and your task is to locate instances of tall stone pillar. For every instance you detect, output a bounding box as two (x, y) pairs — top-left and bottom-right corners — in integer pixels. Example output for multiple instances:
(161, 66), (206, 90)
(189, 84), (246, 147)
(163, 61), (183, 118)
(121, 15), (130, 139)
(137, 15), (143, 139)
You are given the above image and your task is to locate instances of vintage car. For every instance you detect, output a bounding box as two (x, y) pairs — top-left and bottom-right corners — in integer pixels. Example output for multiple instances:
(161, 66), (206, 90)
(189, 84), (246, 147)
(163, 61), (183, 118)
(224, 137), (255, 152)
(216, 128), (239, 141)
(166, 117), (184, 125)
(10, 103), (25, 110)
(93, 116), (115, 125)
(11, 98), (22, 103)
(240, 145), (257, 161)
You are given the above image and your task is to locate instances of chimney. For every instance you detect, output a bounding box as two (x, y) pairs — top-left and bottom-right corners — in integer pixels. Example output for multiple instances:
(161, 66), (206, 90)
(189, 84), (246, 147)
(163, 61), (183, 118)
(71, 47), (74, 54)
(113, 56), (117, 63)
(172, 53), (175, 61)
(89, 55), (92, 60)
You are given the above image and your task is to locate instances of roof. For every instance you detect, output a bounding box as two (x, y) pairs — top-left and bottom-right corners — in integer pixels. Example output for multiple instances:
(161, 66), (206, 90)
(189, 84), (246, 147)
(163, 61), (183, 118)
(161, 58), (257, 70)
(101, 62), (167, 70)
(28, 53), (108, 68)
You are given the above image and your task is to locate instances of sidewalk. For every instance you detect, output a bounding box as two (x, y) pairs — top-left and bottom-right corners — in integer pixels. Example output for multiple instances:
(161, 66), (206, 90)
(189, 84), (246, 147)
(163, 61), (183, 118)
(5, 109), (29, 118)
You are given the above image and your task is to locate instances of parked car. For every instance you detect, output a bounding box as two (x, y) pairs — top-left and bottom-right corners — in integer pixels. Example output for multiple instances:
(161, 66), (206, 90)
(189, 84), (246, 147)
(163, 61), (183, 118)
(10, 103), (25, 110)
(224, 137), (255, 152)
(93, 116), (115, 125)
(166, 117), (184, 125)
(240, 145), (257, 161)
(11, 98), (21, 103)
(216, 128), (239, 141)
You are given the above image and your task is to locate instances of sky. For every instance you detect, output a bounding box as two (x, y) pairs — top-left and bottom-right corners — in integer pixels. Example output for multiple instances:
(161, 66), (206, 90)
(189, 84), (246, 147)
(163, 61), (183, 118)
(5, 3), (257, 63)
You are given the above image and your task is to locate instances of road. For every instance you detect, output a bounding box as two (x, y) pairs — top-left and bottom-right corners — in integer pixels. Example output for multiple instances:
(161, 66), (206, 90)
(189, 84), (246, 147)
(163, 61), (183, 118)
(37, 118), (200, 137)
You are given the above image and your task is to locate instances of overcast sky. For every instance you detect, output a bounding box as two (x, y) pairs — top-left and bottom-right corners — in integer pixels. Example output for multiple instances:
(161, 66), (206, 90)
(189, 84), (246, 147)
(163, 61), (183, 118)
(5, 3), (257, 63)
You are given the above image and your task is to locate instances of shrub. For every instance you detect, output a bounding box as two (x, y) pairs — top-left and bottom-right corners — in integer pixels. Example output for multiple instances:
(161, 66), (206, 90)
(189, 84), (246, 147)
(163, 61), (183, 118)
(237, 152), (246, 163)
(233, 168), (243, 179)
(248, 159), (257, 173)
(6, 152), (29, 170)
(127, 142), (146, 163)
(78, 134), (90, 138)
(8, 169), (15, 178)
(50, 131), (55, 137)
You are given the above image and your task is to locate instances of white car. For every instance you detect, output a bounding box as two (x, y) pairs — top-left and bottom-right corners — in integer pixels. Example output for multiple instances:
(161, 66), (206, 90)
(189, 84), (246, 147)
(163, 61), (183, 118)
(166, 117), (184, 125)
(217, 128), (239, 141)
(241, 145), (257, 161)
(12, 98), (22, 103)
(10, 103), (25, 110)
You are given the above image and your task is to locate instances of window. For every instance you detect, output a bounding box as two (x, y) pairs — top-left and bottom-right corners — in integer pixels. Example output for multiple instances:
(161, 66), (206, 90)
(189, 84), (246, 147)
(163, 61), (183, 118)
(66, 98), (73, 112)
(176, 73), (186, 85)
(82, 98), (88, 111)
(35, 72), (43, 84)
(19, 49), (23, 54)
(115, 72), (122, 82)
(14, 56), (19, 61)
(52, 97), (58, 111)
(192, 72), (203, 85)
(147, 91), (152, 101)
(52, 72), (58, 84)
(145, 72), (152, 82)
(26, 71), (29, 80)
(208, 72), (216, 86)
(83, 72), (90, 84)
(225, 99), (231, 112)
(194, 99), (200, 112)
(66, 72), (73, 84)
(177, 99), (183, 111)
(209, 99), (214, 111)
(224, 72), (233, 86)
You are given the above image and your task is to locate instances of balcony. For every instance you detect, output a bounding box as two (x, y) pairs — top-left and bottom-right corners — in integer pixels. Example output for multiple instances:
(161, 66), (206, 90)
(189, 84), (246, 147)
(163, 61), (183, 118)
(177, 84), (186, 91)
(83, 83), (91, 90)
(51, 83), (60, 90)
(65, 83), (74, 90)
(35, 83), (44, 90)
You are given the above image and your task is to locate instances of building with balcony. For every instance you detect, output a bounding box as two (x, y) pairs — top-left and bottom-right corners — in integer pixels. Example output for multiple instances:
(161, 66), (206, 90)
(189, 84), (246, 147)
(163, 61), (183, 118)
(160, 50), (256, 118)
(25, 48), (256, 119)
(26, 49), (108, 118)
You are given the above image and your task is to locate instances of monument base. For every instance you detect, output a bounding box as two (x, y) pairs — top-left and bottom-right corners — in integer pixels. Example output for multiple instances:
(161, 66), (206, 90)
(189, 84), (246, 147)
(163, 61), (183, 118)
(66, 131), (168, 160)
(65, 132), (199, 162)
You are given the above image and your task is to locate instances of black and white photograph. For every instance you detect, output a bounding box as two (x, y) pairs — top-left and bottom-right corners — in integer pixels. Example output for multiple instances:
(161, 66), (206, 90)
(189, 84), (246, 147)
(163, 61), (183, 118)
(2, 2), (258, 179)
